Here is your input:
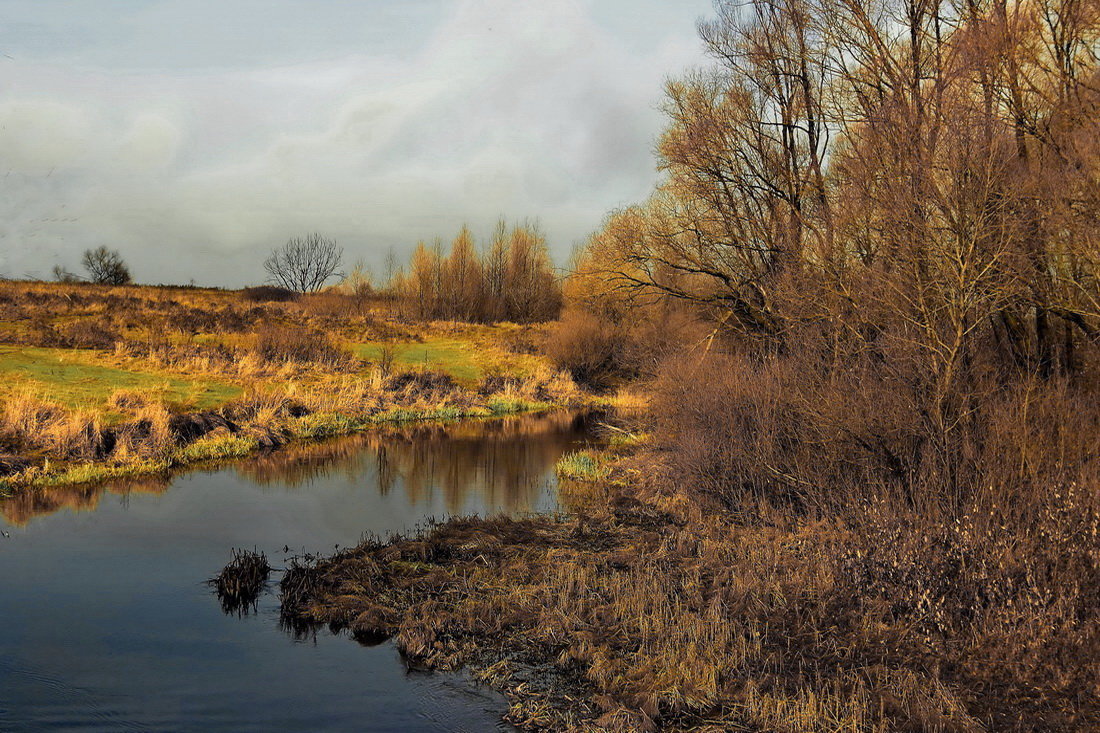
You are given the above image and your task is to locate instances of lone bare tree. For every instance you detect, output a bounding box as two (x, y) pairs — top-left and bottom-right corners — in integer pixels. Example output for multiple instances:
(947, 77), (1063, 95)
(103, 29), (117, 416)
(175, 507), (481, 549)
(264, 233), (344, 293)
(82, 246), (131, 285)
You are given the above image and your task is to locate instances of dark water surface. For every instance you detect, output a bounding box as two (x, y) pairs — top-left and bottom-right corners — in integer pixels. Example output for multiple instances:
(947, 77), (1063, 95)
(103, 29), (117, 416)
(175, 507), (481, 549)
(0, 411), (596, 732)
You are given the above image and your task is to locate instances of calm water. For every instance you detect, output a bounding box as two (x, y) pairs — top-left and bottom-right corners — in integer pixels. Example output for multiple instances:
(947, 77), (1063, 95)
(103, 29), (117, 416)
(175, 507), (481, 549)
(0, 411), (596, 732)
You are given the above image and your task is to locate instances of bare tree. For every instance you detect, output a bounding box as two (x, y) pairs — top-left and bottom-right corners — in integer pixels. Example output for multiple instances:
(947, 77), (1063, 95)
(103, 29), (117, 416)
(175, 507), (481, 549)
(82, 246), (131, 285)
(482, 218), (510, 321)
(342, 260), (374, 314)
(443, 224), (483, 320)
(264, 233), (344, 293)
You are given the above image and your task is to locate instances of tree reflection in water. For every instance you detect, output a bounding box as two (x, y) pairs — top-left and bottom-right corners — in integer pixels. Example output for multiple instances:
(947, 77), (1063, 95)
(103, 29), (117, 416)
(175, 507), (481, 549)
(1, 411), (597, 527)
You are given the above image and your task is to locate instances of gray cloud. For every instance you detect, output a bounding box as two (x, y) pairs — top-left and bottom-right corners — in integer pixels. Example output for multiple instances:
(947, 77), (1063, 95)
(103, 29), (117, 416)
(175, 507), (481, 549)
(0, 0), (711, 286)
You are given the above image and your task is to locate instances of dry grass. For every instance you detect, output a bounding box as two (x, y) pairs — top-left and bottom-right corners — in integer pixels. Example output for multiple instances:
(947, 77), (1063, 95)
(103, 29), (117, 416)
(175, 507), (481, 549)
(279, 414), (1099, 732)
(211, 549), (271, 614)
(0, 279), (589, 488)
(279, 505), (966, 731)
(251, 325), (354, 370)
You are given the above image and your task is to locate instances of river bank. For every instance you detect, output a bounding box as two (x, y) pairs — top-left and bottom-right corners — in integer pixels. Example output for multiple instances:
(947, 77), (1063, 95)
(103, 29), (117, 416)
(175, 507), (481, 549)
(0, 372), (582, 492)
(274, 430), (1100, 732)
(0, 281), (591, 493)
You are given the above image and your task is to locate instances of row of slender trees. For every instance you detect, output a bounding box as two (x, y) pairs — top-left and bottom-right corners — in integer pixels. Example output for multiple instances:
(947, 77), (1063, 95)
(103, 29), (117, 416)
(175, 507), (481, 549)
(393, 219), (562, 323)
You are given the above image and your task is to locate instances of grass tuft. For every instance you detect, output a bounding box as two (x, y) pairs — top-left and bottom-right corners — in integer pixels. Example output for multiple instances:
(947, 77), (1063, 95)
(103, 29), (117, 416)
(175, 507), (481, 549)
(555, 450), (610, 481)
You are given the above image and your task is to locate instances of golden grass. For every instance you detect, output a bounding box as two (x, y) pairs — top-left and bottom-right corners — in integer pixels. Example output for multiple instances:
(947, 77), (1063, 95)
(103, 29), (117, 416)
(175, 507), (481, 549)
(0, 280), (590, 490)
(278, 438), (1099, 732)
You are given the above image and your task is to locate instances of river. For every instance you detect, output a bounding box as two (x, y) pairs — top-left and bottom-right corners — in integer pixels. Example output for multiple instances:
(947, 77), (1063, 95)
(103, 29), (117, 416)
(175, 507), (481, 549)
(0, 411), (596, 732)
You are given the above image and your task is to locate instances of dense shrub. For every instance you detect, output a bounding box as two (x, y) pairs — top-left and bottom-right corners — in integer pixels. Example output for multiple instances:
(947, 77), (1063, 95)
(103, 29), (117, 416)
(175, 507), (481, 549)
(547, 302), (706, 389)
(251, 325), (351, 370)
(641, 347), (1100, 727)
(545, 307), (626, 388)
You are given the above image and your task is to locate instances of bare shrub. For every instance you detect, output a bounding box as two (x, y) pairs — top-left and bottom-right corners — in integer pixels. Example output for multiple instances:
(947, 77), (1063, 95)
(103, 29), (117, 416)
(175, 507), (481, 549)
(376, 344), (397, 377)
(251, 325), (352, 370)
(545, 307), (625, 389)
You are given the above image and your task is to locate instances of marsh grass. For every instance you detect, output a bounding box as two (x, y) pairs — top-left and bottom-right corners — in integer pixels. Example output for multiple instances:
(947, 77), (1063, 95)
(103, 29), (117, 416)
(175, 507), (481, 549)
(555, 451), (610, 481)
(211, 549), (271, 615)
(280, 423), (1100, 732)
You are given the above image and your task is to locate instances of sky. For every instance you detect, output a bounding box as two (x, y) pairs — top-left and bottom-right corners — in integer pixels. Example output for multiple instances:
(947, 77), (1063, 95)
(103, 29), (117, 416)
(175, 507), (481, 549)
(0, 0), (714, 287)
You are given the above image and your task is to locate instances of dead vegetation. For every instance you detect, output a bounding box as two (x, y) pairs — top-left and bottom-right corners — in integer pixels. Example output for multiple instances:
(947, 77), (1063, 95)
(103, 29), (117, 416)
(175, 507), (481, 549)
(278, 433), (1099, 732)
(272, 0), (1100, 726)
(211, 549), (272, 615)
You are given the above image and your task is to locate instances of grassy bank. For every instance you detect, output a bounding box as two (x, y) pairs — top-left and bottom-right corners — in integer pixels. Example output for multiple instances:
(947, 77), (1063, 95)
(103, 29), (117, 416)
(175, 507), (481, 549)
(276, 431), (1099, 732)
(9, 398), (556, 491)
(0, 280), (585, 491)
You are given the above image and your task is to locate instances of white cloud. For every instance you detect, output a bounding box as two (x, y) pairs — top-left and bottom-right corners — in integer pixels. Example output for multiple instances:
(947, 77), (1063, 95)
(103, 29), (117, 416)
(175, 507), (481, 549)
(0, 0), (712, 285)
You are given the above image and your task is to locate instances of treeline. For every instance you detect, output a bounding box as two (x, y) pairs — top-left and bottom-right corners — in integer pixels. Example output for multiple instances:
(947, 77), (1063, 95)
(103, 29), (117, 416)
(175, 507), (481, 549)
(391, 219), (561, 323)
(563, 0), (1100, 482)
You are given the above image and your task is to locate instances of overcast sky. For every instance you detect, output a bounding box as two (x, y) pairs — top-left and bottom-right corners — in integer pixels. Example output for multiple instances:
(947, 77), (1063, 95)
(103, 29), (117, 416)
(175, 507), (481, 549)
(0, 0), (713, 286)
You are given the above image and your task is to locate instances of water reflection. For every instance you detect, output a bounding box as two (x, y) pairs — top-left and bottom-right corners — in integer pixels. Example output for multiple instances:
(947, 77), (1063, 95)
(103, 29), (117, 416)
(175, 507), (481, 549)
(1, 410), (595, 527)
(0, 410), (596, 733)
(0, 475), (172, 527)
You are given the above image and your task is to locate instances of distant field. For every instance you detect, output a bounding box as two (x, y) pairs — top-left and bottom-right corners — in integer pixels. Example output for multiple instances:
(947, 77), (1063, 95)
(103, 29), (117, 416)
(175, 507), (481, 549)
(0, 283), (555, 425)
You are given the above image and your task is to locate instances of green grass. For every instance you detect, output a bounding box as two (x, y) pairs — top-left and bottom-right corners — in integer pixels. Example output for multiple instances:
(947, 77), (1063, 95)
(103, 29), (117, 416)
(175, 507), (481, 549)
(41, 457), (174, 486)
(174, 433), (260, 463)
(607, 430), (648, 448)
(555, 451), (611, 481)
(354, 339), (483, 383)
(0, 346), (241, 415)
